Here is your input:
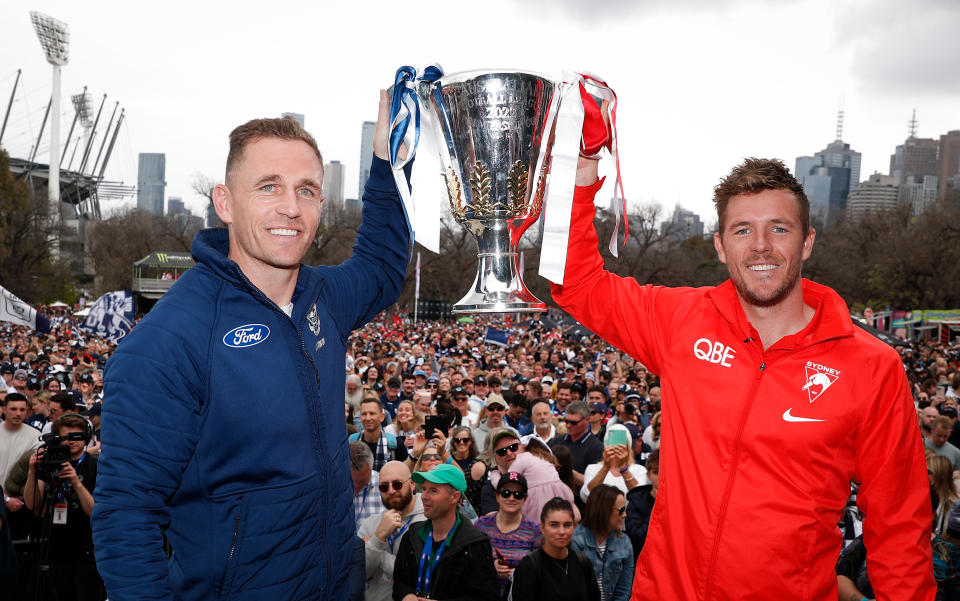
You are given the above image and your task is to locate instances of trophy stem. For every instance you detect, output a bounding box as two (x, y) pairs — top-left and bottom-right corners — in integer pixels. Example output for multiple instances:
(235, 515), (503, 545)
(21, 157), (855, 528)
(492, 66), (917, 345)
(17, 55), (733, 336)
(453, 218), (546, 314)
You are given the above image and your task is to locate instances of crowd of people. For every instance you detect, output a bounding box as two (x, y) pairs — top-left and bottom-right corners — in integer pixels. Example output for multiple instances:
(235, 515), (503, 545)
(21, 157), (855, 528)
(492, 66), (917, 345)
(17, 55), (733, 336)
(0, 302), (958, 599)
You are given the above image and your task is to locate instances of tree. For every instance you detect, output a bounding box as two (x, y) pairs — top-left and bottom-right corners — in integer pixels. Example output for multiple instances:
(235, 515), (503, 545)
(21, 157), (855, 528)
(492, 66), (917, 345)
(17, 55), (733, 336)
(192, 172), (222, 228)
(0, 149), (76, 302)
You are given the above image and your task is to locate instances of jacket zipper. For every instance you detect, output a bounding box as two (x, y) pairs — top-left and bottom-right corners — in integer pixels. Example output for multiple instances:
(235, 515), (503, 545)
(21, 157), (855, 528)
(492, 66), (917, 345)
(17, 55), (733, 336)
(228, 511), (241, 561)
(702, 354), (766, 599)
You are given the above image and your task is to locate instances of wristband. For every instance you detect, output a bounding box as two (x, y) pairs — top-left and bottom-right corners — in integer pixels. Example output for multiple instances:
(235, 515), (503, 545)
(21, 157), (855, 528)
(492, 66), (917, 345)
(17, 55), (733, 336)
(619, 466), (630, 475)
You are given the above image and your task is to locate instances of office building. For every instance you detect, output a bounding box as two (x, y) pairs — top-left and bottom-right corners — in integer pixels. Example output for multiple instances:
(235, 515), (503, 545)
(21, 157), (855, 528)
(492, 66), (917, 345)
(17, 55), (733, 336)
(137, 153), (166, 215)
(902, 174), (939, 216)
(322, 160), (346, 226)
(167, 196), (186, 217)
(358, 121), (376, 195)
(938, 131), (960, 205)
(846, 174), (899, 222)
(661, 205), (704, 239)
(795, 114), (861, 227)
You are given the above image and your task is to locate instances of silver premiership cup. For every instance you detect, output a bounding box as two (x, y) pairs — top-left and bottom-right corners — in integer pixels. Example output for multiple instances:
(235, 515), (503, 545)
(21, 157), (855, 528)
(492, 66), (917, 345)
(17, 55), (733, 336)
(419, 70), (557, 314)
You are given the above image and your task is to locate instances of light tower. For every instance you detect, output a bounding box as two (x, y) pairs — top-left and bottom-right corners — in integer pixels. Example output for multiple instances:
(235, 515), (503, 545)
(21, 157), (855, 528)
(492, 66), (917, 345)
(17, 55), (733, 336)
(30, 11), (70, 227)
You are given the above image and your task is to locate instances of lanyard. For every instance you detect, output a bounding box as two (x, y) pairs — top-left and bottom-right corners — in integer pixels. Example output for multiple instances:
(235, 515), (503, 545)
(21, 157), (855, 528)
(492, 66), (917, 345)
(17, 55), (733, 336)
(386, 515), (414, 553)
(416, 520), (457, 597)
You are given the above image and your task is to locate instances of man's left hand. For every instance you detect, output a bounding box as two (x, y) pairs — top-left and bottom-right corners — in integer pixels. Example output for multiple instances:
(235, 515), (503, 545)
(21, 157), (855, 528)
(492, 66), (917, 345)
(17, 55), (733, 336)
(58, 463), (80, 486)
(373, 89), (408, 162)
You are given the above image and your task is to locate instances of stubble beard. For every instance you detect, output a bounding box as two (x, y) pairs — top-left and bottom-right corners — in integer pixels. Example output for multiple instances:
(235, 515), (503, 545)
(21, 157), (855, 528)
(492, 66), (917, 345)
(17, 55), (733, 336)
(730, 256), (802, 309)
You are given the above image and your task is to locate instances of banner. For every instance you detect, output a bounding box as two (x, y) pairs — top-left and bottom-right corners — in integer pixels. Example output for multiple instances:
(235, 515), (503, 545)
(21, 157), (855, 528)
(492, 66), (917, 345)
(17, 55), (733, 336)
(79, 291), (135, 343)
(484, 327), (508, 347)
(0, 285), (51, 333)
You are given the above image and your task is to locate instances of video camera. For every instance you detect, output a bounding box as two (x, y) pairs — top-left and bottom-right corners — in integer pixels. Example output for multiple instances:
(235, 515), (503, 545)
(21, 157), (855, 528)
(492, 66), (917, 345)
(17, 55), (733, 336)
(36, 431), (86, 482)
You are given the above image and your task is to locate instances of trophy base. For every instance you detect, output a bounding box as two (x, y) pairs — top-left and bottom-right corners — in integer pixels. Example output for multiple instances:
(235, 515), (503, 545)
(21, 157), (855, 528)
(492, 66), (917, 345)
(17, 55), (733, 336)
(452, 290), (546, 314)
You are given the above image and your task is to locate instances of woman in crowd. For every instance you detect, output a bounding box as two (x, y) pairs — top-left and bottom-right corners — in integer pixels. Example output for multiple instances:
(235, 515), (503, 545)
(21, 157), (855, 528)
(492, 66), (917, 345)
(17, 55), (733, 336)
(486, 435), (577, 523)
(553, 446), (580, 502)
(931, 455), (959, 535)
(511, 497), (600, 601)
(474, 472), (542, 597)
(624, 449), (659, 558)
(361, 364), (380, 388)
(642, 411), (661, 451)
(385, 399), (422, 453)
(581, 425), (647, 502)
(572, 484), (634, 601)
(451, 425), (486, 512)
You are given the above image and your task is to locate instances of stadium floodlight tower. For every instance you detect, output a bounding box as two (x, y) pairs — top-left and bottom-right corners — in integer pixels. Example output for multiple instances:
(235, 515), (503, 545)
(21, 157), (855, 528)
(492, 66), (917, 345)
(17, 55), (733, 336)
(30, 11), (70, 220)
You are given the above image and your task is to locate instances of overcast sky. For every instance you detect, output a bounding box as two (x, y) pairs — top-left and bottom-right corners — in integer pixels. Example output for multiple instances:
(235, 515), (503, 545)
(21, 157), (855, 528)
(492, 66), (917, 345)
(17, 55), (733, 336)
(1, 0), (957, 231)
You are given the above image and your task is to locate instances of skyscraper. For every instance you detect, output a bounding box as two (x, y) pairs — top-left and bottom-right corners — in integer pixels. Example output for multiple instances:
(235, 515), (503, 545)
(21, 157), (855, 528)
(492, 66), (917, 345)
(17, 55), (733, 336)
(322, 160), (345, 226)
(937, 130), (960, 205)
(794, 115), (861, 227)
(660, 205), (704, 239)
(846, 173), (899, 222)
(358, 121), (376, 195)
(889, 111), (938, 211)
(902, 174), (938, 216)
(167, 196), (186, 216)
(137, 153), (166, 215)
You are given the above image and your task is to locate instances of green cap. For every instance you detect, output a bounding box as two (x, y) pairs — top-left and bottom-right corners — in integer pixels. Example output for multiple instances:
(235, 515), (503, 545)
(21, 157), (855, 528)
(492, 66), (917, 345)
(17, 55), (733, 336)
(411, 463), (466, 495)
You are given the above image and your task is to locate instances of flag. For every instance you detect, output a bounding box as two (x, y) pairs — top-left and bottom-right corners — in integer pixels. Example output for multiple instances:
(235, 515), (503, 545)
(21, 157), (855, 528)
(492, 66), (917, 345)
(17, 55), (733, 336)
(0, 285), (50, 333)
(79, 291), (135, 343)
(415, 252), (421, 301)
(484, 326), (508, 347)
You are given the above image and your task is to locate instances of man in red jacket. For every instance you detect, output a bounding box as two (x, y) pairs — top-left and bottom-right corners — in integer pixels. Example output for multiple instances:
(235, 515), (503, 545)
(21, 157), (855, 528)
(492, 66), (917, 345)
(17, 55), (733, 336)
(552, 106), (934, 601)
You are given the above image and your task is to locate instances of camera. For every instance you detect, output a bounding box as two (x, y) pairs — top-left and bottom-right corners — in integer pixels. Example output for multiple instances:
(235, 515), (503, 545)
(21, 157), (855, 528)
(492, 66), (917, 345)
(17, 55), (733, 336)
(36, 431), (85, 482)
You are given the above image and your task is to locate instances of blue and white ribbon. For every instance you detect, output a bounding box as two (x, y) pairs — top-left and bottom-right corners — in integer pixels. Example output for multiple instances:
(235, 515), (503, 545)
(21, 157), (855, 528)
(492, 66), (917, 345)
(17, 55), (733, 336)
(388, 64), (444, 254)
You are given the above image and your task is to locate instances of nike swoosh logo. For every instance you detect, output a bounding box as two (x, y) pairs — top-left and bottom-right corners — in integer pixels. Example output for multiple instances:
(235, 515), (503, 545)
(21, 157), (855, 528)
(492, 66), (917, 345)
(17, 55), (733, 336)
(782, 409), (825, 423)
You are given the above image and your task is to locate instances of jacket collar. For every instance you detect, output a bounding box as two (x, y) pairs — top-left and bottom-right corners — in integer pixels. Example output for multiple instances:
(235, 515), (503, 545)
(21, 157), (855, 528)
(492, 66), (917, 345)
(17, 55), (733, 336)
(707, 278), (854, 350)
(191, 228), (324, 321)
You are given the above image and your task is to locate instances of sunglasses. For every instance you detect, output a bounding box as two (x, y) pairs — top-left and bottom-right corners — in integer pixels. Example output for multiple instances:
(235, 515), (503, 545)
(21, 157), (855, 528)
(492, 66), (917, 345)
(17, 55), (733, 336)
(426, 383), (438, 388)
(421, 454), (442, 462)
(486, 406), (505, 412)
(563, 418), (583, 426)
(378, 480), (407, 493)
(495, 442), (520, 457)
(498, 489), (526, 500)
(616, 506), (626, 515)
(453, 437), (472, 444)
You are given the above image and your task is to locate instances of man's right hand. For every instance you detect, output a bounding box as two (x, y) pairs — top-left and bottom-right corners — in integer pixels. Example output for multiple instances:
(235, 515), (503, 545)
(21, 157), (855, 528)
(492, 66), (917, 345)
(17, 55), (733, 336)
(375, 509), (403, 541)
(5, 496), (24, 512)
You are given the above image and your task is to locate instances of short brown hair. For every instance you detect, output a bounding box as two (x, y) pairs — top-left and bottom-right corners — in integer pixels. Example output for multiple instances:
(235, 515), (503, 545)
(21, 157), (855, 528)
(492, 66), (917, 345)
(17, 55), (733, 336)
(582, 484), (624, 537)
(225, 117), (323, 184)
(713, 158), (809, 235)
(52, 413), (89, 436)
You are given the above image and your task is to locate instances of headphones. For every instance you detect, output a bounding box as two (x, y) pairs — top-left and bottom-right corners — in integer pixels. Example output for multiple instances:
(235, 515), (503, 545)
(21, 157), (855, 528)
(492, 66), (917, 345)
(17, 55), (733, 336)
(57, 412), (94, 443)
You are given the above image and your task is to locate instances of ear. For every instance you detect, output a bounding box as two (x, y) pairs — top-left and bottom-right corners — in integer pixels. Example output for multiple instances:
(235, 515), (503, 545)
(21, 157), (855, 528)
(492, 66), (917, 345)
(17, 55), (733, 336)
(212, 184), (233, 225)
(713, 231), (727, 264)
(801, 227), (816, 262)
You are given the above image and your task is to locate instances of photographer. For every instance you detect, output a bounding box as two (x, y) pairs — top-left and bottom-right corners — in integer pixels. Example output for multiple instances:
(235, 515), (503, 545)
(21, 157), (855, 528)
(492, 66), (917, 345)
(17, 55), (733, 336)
(24, 413), (103, 601)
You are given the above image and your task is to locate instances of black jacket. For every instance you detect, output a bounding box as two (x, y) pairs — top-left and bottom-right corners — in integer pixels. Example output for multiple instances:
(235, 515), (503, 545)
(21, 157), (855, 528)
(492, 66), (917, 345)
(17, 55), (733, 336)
(393, 517), (499, 601)
(624, 483), (656, 560)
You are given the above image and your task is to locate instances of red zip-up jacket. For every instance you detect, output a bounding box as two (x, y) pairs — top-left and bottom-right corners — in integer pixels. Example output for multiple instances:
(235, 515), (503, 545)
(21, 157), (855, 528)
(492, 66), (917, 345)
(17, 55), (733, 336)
(551, 178), (934, 601)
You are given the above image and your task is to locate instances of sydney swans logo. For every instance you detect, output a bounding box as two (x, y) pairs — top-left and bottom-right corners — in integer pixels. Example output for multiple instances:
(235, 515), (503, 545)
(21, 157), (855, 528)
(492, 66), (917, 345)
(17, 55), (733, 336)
(801, 361), (840, 403)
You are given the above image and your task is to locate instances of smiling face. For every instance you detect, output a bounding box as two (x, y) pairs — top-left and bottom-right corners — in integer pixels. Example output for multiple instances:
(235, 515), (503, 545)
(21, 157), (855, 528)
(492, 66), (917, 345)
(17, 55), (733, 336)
(213, 137), (324, 281)
(714, 189), (815, 309)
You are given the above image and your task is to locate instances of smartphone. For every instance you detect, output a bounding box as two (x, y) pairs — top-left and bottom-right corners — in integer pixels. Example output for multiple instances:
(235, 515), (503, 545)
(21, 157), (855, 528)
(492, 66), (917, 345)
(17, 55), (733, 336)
(494, 547), (506, 564)
(424, 415), (444, 439)
(605, 429), (629, 448)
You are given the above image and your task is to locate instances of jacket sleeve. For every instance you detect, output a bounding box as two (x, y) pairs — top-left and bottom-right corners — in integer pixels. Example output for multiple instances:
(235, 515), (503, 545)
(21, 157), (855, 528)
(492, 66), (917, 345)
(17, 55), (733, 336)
(451, 537), (500, 601)
(624, 491), (651, 559)
(91, 318), (206, 601)
(358, 514), (389, 579)
(549, 179), (675, 375)
(510, 553), (537, 600)
(853, 349), (936, 601)
(611, 537), (634, 601)
(325, 157), (411, 339)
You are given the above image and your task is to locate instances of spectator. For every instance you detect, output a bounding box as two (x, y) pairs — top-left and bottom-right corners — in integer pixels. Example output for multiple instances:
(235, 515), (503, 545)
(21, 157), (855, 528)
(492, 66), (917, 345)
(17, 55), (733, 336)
(472, 394), (508, 452)
(413, 389), (434, 416)
(384, 400), (422, 454)
(641, 411), (661, 452)
(928, 416), (960, 470)
(351, 441), (382, 530)
(1, 394), (41, 490)
(489, 437), (578, 525)
(346, 374), (364, 414)
(474, 472), (542, 597)
(581, 425), (646, 502)
(554, 382), (574, 415)
(510, 497), (600, 601)
(382, 377), (403, 418)
(523, 400), (557, 446)
(393, 464), (499, 600)
(921, 405), (941, 438)
(625, 449), (659, 559)
(548, 402), (604, 490)
(450, 426), (485, 513)
(399, 373), (416, 402)
(449, 386), (477, 427)
(350, 398), (406, 471)
(930, 455), (959, 536)
(572, 484), (634, 601)
(504, 395), (533, 437)
(358, 461), (425, 601)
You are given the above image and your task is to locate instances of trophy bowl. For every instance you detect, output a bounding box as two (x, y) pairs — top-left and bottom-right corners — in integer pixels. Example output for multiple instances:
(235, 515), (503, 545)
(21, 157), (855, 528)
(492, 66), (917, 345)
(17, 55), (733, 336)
(419, 70), (557, 314)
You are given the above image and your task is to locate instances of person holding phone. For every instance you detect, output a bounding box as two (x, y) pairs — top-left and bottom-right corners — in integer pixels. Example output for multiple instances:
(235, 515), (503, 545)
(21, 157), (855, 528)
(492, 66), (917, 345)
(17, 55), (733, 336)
(580, 425), (646, 502)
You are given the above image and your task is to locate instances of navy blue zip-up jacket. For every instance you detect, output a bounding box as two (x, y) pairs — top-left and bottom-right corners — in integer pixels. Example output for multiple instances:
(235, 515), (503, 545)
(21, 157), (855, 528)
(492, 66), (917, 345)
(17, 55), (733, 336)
(92, 156), (409, 601)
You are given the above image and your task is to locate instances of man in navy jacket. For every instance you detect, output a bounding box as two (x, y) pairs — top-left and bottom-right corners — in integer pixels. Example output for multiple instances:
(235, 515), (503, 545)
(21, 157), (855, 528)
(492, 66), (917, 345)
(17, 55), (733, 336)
(92, 90), (410, 601)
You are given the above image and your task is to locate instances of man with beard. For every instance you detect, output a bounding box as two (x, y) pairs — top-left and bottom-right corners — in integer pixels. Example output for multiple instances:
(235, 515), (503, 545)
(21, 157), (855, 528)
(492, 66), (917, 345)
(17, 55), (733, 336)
(358, 461), (425, 601)
(553, 147), (933, 600)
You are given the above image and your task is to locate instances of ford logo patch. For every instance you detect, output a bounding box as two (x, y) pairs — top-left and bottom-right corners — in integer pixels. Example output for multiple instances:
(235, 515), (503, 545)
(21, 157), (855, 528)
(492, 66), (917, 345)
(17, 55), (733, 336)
(223, 324), (270, 348)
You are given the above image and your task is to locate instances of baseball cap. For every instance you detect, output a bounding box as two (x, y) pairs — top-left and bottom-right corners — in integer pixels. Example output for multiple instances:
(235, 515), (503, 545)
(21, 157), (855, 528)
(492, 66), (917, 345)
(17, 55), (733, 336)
(942, 406), (959, 418)
(387, 377), (401, 388)
(540, 375), (554, 385)
(451, 386), (467, 397)
(475, 376), (487, 385)
(0, 362), (13, 375)
(414, 369), (427, 377)
(372, 382), (385, 392)
(488, 427), (521, 449)
(623, 422), (642, 443)
(496, 472), (528, 494)
(484, 394), (507, 409)
(589, 402), (607, 414)
(78, 373), (94, 384)
(13, 368), (28, 380)
(426, 375), (439, 384)
(412, 464), (466, 494)
(625, 388), (642, 401)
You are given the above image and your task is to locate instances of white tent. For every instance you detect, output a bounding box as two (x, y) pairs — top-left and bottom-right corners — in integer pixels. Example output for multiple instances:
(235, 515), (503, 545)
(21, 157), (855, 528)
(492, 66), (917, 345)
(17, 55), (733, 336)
(50, 301), (69, 308)
(73, 307), (91, 317)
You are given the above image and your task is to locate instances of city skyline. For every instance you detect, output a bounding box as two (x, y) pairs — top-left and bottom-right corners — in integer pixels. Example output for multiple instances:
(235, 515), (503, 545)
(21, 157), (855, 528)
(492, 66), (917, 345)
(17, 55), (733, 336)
(0, 0), (957, 230)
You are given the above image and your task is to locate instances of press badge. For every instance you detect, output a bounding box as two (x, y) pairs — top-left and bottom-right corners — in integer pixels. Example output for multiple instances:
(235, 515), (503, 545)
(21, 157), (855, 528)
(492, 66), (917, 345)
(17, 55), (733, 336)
(53, 503), (68, 525)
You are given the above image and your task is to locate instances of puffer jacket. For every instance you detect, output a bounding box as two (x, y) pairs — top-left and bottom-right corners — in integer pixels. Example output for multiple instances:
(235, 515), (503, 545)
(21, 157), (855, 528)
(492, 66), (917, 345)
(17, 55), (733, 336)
(92, 157), (409, 601)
